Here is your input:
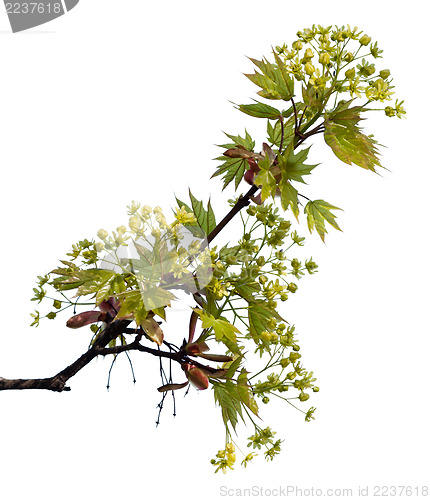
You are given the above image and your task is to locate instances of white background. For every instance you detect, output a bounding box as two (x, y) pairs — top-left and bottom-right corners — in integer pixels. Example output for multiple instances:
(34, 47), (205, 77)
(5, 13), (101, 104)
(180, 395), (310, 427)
(0, 1), (428, 499)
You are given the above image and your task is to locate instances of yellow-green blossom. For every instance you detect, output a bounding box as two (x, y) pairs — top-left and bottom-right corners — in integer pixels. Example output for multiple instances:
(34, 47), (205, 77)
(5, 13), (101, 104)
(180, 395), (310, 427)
(127, 200), (140, 215)
(241, 453), (257, 468)
(94, 242), (104, 253)
(211, 279), (229, 300)
(140, 205), (152, 219)
(365, 79), (394, 102)
(174, 206), (197, 225)
(97, 229), (109, 240)
(129, 216), (142, 233)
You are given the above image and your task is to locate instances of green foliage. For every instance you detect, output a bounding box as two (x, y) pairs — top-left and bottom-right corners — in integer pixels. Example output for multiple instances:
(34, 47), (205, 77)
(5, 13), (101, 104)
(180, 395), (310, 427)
(29, 24), (404, 474)
(213, 23), (404, 241)
(175, 189), (217, 237)
(234, 100), (282, 119)
(245, 50), (295, 101)
(324, 100), (382, 171)
(278, 143), (318, 184)
(305, 200), (342, 242)
(212, 130), (255, 190)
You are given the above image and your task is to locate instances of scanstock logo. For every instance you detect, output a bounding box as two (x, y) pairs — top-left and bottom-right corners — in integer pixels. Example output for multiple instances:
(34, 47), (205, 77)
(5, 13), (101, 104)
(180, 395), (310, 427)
(4, 0), (79, 32)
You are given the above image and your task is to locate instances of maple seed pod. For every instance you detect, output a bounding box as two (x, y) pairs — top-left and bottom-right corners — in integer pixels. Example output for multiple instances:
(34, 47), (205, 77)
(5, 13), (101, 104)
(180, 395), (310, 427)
(247, 157), (260, 172)
(183, 364), (209, 390)
(185, 341), (210, 355)
(244, 169), (255, 185)
(66, 310), (105, 329)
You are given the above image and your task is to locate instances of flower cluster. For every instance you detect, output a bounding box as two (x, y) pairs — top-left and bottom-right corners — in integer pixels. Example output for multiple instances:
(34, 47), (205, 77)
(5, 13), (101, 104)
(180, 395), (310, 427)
(274, 24), (404, 116)
(211, 443), (237, 474)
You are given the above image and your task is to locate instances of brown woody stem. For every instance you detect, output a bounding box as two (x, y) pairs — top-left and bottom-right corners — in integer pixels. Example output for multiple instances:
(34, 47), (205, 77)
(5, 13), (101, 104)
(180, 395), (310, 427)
(206, 184), (259, 245)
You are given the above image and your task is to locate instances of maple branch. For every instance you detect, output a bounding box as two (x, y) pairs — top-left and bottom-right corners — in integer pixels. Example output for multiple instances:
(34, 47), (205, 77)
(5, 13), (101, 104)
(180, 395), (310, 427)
(0, 319), (130, 392)
(278, 115), (285, 155)
(206, 184), (259, 245)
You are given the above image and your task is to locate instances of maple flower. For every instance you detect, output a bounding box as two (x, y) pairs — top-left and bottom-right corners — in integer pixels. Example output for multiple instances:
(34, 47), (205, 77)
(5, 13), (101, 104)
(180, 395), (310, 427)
(174, 206), (197, 225)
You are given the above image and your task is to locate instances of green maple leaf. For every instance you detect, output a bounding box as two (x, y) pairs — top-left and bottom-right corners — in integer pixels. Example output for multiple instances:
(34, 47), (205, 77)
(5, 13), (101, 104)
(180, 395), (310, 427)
(234, 100), (282, 119)
(244, 50), (294, 101)
(212, 130), (255, 190)
(305, 200), (342, 242)
(175, 190), (216, 237)
(278, 143), (318, 184)
(278, 178), (299, 219)
(324, 100), (382, 171)
(199, 312), (240, 343)
(254, 169), (277, 201)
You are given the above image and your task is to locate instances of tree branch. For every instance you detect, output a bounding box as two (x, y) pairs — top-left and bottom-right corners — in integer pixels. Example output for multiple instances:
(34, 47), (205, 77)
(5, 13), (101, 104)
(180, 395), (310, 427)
(1, 168), (261, 393)
(206, 184), (259, 245)
(0, 319), (131, 392)
(0, 317), (224, 392)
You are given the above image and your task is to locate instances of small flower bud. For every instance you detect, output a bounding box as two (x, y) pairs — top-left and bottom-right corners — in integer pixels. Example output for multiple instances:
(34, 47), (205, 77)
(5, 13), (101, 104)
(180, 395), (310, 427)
(365, 65), (376, 76)
(226, 254), (237, 265)
(287, 283), (298, 293)
(304, 62), (315, 75)
(256, 256), (265, 266)
(262, 397), (270, 404)
(280, 358), (290, 368)
(279, 220), (291, 231)
(261, 331), (272, 342)
(94, 242), (104, 253)
(289, 352), (301, 362)
(267, 299), (277, 310)
(292, 40), (303, 50)
(319, 52), (330, 65)
(313, 387), (320, 392)
(304, 48), (314, 59)
(384, 106), (396, 117)
(299, 392), (310, 401)
(359, 35), (371, 46)
(379, 69), (391, 79)
(246, 205), (257, 216)
(343, 52), (354, 62)
(345, 68), (355, 79)
(97, 229), (109, 240)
